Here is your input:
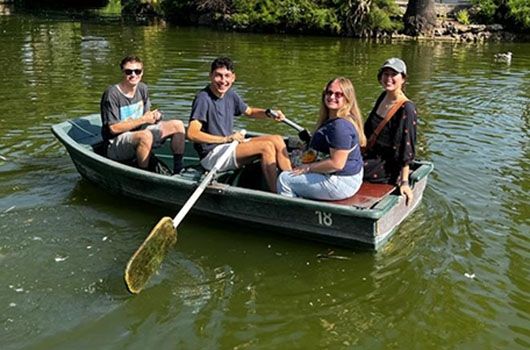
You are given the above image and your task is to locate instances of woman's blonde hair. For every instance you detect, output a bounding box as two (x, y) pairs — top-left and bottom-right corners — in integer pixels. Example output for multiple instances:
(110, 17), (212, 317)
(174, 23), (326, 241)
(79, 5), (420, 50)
(316, 77), (366, 147)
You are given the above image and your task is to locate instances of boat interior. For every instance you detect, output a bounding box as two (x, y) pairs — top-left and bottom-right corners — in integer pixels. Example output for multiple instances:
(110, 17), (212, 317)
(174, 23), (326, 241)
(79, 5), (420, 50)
(68, 118), (410, 210)
(155, 136), (402, 209)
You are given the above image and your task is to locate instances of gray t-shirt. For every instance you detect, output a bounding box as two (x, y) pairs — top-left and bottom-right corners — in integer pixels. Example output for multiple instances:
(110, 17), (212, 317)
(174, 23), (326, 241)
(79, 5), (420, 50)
(189, 86), (248, 158)
(100, 82), (151, 141)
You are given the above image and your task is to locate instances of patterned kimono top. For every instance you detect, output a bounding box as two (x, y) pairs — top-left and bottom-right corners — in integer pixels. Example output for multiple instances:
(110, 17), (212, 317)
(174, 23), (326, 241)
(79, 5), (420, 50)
(363, 92), (418, 184)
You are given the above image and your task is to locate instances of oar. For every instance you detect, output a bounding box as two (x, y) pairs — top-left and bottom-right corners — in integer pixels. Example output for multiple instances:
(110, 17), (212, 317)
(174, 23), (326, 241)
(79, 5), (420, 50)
(265, 109), (311, 143)
(124, 134), (244, 294)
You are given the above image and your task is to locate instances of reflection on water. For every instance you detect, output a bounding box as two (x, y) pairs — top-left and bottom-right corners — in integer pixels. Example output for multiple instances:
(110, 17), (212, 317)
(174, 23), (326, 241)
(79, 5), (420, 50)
(0, 12), (529, 350)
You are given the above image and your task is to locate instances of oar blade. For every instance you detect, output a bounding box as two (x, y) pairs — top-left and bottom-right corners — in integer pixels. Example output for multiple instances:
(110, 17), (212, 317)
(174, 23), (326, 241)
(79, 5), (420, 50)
(124, 217), (177, 294)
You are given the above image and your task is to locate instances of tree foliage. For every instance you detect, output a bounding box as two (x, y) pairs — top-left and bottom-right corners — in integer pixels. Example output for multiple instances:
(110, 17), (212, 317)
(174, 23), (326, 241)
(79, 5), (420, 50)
(122, 0), (162, 16)
(472, 0), (530, 30)
(507, 0), (530, 28)
(160, 0), (402, 36)
(337, 0), (402, 36)
(229, 0), (341, 34)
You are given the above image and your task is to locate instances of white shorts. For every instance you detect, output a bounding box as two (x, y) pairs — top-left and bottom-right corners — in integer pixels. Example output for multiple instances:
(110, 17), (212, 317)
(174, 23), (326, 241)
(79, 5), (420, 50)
(107, 124), (164, 161)
(200, 143), (239, 172)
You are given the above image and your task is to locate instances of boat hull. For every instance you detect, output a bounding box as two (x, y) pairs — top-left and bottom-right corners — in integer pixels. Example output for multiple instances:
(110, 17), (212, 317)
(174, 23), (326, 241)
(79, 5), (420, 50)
(52, 115), (433, 250)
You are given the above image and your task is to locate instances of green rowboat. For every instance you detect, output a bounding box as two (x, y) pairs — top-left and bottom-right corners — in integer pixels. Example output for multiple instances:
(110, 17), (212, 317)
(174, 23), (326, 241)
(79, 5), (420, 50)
(51, 114), (434, 250)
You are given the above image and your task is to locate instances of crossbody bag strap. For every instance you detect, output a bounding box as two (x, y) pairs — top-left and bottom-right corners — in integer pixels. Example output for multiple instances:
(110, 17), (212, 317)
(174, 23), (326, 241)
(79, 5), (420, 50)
(365, 98), (409, 151)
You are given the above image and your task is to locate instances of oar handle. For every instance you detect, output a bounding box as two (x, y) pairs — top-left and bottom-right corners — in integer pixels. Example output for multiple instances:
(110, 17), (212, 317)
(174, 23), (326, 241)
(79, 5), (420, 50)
(265, 109), (305, 133)
(172, 131), (246, 228)
(266, 109), (311, 143)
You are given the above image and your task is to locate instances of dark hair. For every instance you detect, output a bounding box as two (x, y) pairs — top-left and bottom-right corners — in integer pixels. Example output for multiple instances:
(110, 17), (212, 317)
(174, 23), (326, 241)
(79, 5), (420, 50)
(210, 57), (234, 73)
(377, 69), (407, 82)
(120, 55), (143, 70)
(377, 70), (407, 92)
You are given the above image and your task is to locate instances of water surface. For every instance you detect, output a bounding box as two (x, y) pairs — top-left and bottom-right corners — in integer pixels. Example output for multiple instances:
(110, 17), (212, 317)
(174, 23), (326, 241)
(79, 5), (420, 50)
(0, 12), (529, 349)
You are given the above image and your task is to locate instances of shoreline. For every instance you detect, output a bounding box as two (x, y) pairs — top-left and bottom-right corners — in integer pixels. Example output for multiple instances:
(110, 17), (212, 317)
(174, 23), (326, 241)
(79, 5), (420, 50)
(2, 3), (527, 43)
(145, 16), (528, 43)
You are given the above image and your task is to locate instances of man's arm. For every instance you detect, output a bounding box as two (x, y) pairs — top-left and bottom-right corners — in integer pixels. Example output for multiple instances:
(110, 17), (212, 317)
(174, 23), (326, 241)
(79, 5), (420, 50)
(108, 110), (161, 136)
(187, 120), (244, 144)
(244, 107), (285, 121)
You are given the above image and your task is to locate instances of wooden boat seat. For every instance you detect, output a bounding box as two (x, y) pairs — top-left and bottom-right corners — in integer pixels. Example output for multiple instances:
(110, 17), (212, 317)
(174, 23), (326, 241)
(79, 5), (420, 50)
(328, 182), (396, 209)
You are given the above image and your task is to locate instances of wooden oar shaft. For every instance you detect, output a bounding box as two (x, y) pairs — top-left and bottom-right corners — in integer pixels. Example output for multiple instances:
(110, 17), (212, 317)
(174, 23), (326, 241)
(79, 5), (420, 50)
(172, 139), (240, 228)
(124, 136), (243, 294)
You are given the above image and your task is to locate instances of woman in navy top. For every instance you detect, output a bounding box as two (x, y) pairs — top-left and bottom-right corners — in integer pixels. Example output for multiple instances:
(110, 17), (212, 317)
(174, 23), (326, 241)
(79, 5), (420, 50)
(277, 77), (366, 200)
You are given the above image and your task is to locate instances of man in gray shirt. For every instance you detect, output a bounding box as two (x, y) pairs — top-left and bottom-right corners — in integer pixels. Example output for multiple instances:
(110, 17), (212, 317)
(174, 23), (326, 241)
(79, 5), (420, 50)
(100, 55), (185, 173)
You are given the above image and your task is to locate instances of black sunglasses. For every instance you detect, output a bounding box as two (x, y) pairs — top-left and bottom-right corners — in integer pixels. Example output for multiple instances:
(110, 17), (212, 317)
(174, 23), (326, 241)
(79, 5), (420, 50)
(123, 69), (143, 76)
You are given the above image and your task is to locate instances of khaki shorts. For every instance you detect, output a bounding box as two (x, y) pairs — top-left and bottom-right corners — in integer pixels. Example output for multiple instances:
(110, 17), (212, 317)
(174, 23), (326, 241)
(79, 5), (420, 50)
(200, 143), (239, 172)
(107, 124), (164, 161)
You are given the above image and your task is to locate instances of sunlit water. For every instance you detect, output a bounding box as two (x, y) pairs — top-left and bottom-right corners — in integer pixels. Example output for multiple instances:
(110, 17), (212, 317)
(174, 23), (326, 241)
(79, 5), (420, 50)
(0, 12), (529, 350)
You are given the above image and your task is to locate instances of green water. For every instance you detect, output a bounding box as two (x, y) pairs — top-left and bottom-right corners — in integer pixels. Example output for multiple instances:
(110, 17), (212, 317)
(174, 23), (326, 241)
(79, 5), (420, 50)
(1, 12), (529, 350)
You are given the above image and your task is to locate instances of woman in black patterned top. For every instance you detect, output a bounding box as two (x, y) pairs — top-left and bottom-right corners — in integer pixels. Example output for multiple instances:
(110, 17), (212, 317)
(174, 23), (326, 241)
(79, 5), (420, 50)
(363, 58), (418, 205)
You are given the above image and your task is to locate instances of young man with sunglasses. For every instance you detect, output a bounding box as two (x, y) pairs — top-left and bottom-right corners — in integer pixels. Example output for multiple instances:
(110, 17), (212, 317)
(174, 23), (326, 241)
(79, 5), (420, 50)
(187, 57), (292, 192)
(100, 55), (185, 174)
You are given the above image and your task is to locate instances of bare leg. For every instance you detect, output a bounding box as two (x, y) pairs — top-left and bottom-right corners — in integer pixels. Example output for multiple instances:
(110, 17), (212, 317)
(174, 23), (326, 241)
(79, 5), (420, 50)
(254, 135), (292, 171)
(131, 130), (153, 168)
(236, 139), (278, 192)
(159, 120), (186, 173)
(159, 120), (185, 154)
